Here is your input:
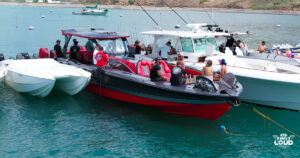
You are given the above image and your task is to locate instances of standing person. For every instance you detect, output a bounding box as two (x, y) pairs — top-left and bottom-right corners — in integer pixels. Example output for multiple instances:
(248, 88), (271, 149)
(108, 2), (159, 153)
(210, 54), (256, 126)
(161, 41), (171, 61)
(176, 52), (185, 69)
(170, 61), (188, 85)
(237, 40), (247, 56)
(201, 60), (214, 81)
(94, 46), (109, 68)
(150, 56), (167, 81)
(86, 40), (95, 52)
(134, 40), (142, 54)
(69, 39), (80, 60)
(93, 45), (102, 65)
(257, 41), (268, 53)
(54, 40), (63, 58)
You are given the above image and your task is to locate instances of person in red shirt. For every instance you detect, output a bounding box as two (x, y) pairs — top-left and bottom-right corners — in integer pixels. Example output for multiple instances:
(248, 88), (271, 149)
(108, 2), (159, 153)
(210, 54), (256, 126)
(94, 46), (109, 67)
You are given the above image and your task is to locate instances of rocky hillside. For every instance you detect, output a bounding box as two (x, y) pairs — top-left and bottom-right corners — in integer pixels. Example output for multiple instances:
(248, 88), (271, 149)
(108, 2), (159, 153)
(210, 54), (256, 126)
(76, 0), (300, 10)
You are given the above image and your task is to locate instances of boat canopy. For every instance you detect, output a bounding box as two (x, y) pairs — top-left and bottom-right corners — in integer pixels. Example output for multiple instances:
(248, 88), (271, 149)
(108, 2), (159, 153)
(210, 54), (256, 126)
(141, 30), (230, 38)
(62, 28), (130, 40)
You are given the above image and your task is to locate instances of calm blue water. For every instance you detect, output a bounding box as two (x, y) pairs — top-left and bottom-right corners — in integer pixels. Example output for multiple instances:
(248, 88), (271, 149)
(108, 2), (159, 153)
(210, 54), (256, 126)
(0, 5), (300, 157)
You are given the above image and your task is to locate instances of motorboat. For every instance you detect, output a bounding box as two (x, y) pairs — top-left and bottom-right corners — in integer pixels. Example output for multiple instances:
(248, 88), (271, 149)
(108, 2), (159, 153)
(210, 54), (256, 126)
(222, 32), (300, 66)
(55, 28), (243, 120)
(140, 23), (300, 111)
(2, 59), (91, 97)
(72, 3), (108, 16)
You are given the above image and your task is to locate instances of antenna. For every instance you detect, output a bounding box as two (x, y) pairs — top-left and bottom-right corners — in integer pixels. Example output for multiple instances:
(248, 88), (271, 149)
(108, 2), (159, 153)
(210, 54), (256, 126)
(163, 2), (188, 24)
(136, 1), (160, 26)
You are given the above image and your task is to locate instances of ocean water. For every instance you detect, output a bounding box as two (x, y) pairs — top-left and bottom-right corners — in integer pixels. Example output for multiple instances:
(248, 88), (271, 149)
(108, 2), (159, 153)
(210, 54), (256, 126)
(0, 5), (299, 157)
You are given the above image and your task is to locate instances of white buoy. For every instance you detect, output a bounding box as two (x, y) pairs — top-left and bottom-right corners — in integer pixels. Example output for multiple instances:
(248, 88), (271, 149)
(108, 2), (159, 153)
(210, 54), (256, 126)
(29, 26), (34, 30)
(41, 15), (46, 18)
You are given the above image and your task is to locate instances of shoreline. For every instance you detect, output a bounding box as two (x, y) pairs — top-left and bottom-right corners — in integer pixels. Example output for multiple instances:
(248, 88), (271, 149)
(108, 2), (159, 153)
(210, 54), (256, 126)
(1, 2), (300, 16)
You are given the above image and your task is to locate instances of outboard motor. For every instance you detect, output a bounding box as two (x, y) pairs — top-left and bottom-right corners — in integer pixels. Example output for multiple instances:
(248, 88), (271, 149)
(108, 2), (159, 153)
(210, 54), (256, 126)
(32, 53), (39, 59)
(16, 53), (25, 60)
(0, 53), (4, 61)
(220, 73), (238, 89)
(39, 48), (49, 58)
(21, 52), (30, 59)
(194, 76), (217, 92)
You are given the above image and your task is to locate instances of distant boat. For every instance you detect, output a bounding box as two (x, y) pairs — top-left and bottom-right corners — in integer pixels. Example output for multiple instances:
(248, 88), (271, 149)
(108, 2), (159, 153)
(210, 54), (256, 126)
(175, 24), (181, 29)
(120, 14), (123, 17)
(41, 15), (46, 18)
(29, 26), (34, 30)
(276, 24), (280, 27)
(72, 0), (108, 16)
(50, 10), (54, 12)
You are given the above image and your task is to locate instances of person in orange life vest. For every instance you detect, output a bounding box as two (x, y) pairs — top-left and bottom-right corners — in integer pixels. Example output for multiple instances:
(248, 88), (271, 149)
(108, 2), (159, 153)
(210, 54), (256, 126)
(95, 46), (109, 67)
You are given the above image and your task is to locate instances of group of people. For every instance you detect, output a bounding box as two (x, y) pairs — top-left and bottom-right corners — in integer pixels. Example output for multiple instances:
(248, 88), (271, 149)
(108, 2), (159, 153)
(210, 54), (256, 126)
(258, 41), (300, 59)
(150, 53), (227, 86)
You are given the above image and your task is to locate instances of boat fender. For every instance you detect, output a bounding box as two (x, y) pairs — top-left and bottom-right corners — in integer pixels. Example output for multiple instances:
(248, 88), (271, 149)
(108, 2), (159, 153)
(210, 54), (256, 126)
(219, 125), (226, 132)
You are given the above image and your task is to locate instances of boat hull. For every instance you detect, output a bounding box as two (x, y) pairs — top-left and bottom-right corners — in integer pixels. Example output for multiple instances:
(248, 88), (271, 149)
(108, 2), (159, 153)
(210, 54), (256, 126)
(5, 70), (55, 97)
(237, 75), (300, 111)
(87, 70), (235, 120)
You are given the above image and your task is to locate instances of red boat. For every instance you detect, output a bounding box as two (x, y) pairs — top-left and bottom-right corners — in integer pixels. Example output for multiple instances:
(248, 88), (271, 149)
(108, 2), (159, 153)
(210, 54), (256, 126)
(55, 28), (242, 120)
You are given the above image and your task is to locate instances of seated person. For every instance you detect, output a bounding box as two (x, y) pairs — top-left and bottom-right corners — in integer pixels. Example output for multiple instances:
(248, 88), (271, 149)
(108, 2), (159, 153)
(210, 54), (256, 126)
(146, 44), (152, 55)
(201, 60), (214, 81)
(176, 52), (185, 69)
(150, 56), (168, 81)
(257, 41), (268, 53)
(170, 61), (188, 85)
(69, 39), (80, 60)
(214, 59), (227, 81)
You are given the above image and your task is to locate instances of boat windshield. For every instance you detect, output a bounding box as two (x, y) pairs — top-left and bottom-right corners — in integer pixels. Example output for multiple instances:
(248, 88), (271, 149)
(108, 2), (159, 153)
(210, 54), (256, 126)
(96, 38), (128, 56)
(180, 37), (194, 52)
(194, 38), (218, 53)
(107, 58), (133, 73)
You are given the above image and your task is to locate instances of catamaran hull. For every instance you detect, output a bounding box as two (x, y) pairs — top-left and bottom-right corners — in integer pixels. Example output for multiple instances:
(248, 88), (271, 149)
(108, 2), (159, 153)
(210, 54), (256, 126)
(87, 70), (238, 120)
(237, 75), (300, 111)
(5, 70), (55, 97)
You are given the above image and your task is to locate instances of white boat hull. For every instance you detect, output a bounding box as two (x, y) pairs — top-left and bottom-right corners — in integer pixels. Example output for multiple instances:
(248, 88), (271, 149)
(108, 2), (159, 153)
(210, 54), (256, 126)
(5, 70), (55, 97)
(2, 59), (91, 97)
(182, 57), (300, 111)
(236, 75), (300, 111)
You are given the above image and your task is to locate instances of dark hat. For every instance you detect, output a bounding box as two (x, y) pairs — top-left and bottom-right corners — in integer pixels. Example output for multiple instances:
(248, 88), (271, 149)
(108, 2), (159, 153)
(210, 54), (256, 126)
(56, 40), (60, 43)
(155, 56), (162, 61)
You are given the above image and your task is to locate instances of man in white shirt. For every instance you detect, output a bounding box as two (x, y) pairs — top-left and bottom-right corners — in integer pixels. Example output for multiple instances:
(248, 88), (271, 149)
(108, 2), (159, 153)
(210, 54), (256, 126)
(93, 46), (103, 64)
(161, 41), (171, 60)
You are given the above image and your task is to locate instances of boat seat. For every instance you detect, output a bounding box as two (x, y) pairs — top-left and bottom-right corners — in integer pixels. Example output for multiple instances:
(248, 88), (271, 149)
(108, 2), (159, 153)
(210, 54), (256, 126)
(39, 48), (49, 58)
(82, 51), (94, 64)
(136, 60), (151, 77)
(77, 46), (87, 62)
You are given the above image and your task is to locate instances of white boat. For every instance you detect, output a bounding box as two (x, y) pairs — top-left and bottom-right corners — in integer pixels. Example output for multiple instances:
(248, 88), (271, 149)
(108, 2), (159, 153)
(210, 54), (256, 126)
(2, 59), (91, 97)
(140, 23), (300, 111)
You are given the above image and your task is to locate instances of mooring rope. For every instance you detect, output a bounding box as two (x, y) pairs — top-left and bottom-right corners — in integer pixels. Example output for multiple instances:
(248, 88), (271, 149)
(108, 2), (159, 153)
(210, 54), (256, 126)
(220, 106), (300, 139)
